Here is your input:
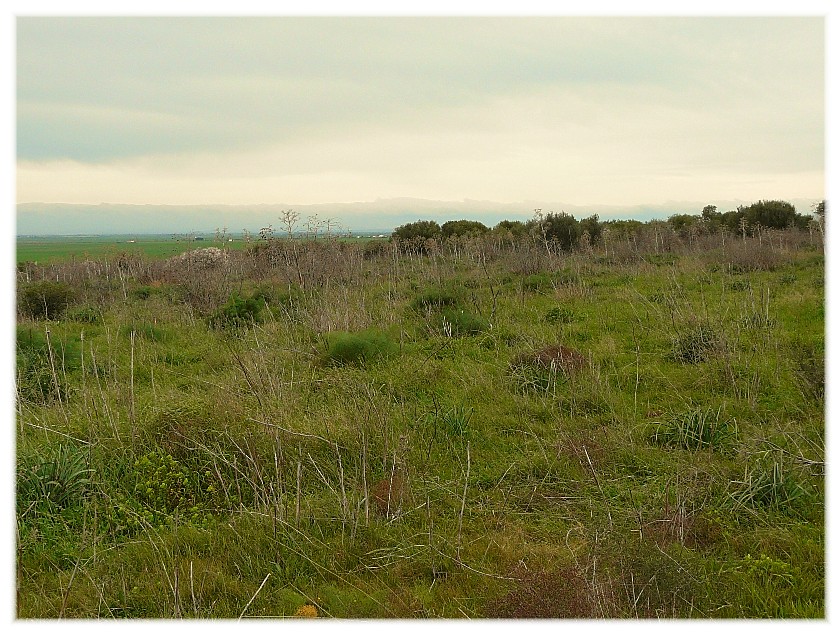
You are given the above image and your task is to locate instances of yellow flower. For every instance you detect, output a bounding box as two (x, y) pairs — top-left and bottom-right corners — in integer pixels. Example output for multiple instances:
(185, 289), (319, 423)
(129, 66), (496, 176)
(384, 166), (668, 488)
(294, 604), (318, 618)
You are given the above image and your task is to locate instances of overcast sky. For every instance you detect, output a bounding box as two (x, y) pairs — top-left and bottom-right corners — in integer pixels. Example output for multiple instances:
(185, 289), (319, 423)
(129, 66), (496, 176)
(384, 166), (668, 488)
(16, 15), (825, 209)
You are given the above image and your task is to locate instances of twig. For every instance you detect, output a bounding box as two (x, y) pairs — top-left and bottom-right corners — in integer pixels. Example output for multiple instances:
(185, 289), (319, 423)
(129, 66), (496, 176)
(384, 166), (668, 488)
(239, 573), (270, 620)
(457, 441), (471, 560)
(583, 445), (613, 529)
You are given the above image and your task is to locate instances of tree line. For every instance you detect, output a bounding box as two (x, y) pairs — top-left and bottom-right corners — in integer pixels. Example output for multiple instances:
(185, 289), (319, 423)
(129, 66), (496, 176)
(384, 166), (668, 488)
(391, 199), (825, 252)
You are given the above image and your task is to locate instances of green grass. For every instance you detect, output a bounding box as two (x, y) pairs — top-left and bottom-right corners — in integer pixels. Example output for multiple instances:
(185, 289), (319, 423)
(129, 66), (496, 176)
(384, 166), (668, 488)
(14, 231), (824, 618)
(16, 236), (247, 263)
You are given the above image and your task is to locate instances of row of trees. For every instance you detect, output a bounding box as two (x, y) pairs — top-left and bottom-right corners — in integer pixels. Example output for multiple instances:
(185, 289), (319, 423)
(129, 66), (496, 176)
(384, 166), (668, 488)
(391, 199), (825, 252)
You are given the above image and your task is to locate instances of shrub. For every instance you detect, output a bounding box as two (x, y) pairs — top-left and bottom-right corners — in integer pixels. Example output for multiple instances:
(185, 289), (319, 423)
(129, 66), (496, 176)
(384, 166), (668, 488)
(131, 285), (157, 300)
(104, 451), (217, 534)
(19, 280), (74, 319)
(323, 329), (398, 365)
(209, 292), (263, 328)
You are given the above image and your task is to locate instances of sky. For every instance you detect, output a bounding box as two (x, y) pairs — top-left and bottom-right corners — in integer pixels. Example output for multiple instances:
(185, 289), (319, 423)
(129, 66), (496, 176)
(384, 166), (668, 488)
(14, 11), (826, 217)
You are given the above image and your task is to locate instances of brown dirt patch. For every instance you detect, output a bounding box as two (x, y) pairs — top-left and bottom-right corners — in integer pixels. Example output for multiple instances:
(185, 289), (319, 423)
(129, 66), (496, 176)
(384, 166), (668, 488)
(511, 344), (588, 375)
(369, 471), (408, 517)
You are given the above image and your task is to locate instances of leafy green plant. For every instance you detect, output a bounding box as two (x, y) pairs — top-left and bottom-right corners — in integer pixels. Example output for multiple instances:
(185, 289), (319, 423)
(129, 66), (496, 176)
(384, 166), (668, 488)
(649, 407), (738, 452)
(105, 451), (217, 534)
(19, 280), (74, 319)
(323, 329), (398, 365)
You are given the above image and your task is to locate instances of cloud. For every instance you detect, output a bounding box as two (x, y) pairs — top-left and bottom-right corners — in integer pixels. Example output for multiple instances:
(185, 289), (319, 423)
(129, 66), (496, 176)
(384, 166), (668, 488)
(16, 16), (824, 207)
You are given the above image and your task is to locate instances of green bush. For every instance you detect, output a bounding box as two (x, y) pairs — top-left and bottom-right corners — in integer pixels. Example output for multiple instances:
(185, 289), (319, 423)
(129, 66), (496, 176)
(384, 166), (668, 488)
(209, 292), (264, 328)
(131, 285), (157, 300)
(104, 451), (217, 535)
(323, 329), (398, 365)
(19, 280), (74, 319)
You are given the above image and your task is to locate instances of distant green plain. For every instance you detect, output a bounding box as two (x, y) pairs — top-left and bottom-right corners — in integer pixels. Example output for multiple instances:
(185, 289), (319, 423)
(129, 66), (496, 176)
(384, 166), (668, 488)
(16, 235), (387, 264)
(16, 236), (246, 264)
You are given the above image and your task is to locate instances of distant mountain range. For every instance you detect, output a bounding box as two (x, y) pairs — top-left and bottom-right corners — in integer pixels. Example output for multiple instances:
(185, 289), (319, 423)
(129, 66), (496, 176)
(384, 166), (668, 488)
(16, 197), (822, 236)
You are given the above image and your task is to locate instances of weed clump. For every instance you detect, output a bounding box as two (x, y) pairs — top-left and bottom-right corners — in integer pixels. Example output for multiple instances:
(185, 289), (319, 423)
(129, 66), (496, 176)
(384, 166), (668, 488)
(544, 305), (578, 324)
(19, 280), (74, 320)
(17, 444), (92, 513)
(323, 329), (397, 365)
(670, 325), (720, 363)
(411, 287), (460, 311)
(441, 308), (488, 336)
(509, 344), (587, 392)
(730, 455), (809, 515)
(522, 273), (552, 293)
(649, 407), (738, 452)
(65, 305), (102, 324)
(512, 344), (587, 374)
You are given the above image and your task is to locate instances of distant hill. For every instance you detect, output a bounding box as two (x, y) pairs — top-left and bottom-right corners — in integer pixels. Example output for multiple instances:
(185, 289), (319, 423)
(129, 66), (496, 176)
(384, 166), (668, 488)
(15, 197), (821, 236)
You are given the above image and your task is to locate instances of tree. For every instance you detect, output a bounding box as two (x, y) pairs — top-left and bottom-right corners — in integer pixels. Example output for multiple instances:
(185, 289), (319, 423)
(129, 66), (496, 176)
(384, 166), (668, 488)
(441, 219), (489, 238)
(701, 205), (722, 234)
(392, 220), (442, 241)
(667, 213), (697, 238)
(815, 200), (826, 219)
(534, 212), (581, 251)
(579, 214), (602, 245)
(493, 220), (527, 237)
(740, 200), (797, 230)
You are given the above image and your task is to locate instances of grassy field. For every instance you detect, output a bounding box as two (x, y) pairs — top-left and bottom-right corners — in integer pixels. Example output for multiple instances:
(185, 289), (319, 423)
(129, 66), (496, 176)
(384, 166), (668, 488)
(16, 234), (388, 264)
(14, 228), (824, 618)
(16, 236), (245, 264)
